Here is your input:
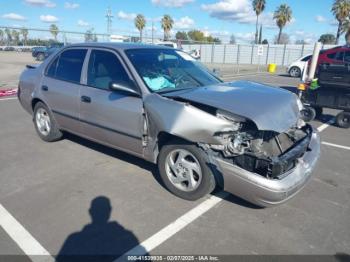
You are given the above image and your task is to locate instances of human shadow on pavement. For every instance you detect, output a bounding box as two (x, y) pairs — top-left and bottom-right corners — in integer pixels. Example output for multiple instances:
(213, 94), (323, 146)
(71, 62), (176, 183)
(56, 196), (147, 262)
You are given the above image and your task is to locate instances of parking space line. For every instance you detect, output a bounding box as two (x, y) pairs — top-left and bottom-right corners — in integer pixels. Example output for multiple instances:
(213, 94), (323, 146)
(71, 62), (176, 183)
(0, 97), (17, 101)
(322, 142), (350, 151)
(0, 204), (54, 261)
(317, 118), (336, 132)
(115, 191), (230, 261)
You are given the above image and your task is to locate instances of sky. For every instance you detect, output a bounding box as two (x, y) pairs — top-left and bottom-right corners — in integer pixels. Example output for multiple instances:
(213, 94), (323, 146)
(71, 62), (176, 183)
(0, 0), (343, 44)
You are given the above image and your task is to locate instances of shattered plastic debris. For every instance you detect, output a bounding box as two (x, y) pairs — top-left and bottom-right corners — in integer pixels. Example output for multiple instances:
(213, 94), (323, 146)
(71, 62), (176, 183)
(0, 88), (18, 97)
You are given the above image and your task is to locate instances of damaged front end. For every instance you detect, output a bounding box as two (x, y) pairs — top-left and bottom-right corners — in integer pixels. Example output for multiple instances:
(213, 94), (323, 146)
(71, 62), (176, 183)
(209, 109), (312, 179)
(205, 110), (320, 207)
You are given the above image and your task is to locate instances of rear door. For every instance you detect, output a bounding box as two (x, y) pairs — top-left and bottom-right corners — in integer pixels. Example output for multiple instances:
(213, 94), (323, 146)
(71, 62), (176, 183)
(41, 48), (87, 133)
(79, 48), (144, 156)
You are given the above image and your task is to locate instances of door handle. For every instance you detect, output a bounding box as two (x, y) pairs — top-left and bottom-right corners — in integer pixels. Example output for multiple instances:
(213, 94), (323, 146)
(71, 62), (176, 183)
(81, 96), (91, 103)
(41, 85), (48, 91)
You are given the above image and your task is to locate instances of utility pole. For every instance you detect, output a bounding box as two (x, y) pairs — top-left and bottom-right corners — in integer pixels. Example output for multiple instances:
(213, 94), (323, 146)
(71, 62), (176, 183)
(105, 6), (113, 36)
(152, 21), (154, 43)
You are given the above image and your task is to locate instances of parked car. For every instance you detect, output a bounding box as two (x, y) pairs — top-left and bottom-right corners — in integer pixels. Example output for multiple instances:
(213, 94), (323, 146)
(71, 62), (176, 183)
(4, 46), (15, 51)
(32, 46), (48, 60)
(315, 45), (350, 68)
(33, 47), (61, 61)
(18, 43), (320, 207)
(287, 54), (311, 77)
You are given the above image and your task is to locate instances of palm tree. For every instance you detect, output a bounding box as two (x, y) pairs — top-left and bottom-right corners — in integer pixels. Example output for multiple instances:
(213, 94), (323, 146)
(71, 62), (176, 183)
(343, 19), (350, 44)
(49, 24), (59, 41)
(21, 28), (29, 46)
(161, 15), (174, 41)
(332, 0), (350, 44)
(134, 14), (146, 42)
(252, 0), (266, 44)
(0, 29), (4, 45)
(5, 28), (12, 45)
(273, 4), (292, 44)
(11, 30), (20, 46)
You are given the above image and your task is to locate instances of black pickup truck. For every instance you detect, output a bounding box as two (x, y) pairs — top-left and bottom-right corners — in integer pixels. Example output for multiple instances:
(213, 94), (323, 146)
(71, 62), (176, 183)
(300, 63), (350, 128)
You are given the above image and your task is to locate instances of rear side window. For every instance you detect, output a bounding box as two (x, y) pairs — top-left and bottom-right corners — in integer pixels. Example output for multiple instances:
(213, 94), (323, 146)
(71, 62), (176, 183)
(327, 52), (336, 59)
(87, 50), (130, 90)
(48, 49), (87, 83)
(301, 55), (311, 62)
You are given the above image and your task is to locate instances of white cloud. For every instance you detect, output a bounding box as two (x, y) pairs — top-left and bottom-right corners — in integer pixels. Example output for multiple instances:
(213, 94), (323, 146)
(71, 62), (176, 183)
(77, 19), (89, 27)
(117, 11), (137, 21)
(315, 15), (327, 23)
(24, 0), (56, 8)
(2, 13), (27, 21)
(201, 0), (291, 29)
(40, 14), (59, 23)
(174, 16), (195, 29)
(64, 2), (79, 9)
(151, 0), (194, 8)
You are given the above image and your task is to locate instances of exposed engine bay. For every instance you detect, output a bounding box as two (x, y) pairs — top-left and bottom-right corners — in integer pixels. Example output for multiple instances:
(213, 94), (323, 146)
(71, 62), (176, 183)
(208, 110), (311, 179)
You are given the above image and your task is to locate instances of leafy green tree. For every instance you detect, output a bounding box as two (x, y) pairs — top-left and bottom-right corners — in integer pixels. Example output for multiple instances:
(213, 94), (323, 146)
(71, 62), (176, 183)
(229, 34), (236, 44)
(252, 0), (266, 44)
(20, 28), (29, 45)
(319, 34), (336, 44)
(134, 14), (146, 42)
(49, 24), (59, 41)
(175, 31), (188, 40)
(273, 4), (292, 44)
(161, 15), (174, 40)
(332, 0), (350, 44)
(187, 30), (205, 42)
(274, 33), (290, 44)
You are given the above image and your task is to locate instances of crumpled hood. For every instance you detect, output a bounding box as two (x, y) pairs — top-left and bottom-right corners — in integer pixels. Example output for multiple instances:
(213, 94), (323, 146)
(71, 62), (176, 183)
(164, 81), (300, 133)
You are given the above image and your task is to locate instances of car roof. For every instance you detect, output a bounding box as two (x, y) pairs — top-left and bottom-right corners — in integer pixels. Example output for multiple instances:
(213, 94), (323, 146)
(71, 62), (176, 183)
(67, 42), (173, 51)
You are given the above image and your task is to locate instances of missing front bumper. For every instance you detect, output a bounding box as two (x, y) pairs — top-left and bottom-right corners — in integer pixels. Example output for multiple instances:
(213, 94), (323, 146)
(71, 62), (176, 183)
(214, 127), (320, 207)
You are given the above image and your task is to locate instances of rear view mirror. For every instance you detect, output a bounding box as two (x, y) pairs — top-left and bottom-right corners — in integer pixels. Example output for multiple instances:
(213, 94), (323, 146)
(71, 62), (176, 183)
(109, 81), (139, 96)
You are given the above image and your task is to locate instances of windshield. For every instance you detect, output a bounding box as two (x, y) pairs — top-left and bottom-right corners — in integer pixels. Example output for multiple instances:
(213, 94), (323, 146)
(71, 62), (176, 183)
(125, 49), (222, 93)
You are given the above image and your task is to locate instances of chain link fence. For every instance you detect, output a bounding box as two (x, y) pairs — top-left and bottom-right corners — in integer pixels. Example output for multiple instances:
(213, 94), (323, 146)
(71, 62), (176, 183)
(0, 26), (337, 75)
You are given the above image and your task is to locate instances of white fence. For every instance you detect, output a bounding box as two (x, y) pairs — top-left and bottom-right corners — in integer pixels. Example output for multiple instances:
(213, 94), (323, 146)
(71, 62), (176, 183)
(182, 44), (337, 66)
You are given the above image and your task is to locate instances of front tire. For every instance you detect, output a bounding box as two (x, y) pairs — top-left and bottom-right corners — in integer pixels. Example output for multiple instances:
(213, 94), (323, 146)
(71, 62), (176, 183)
(158, 140), (216, 201)
(300, 106), (316, 122)
(33, 102), (63, 142)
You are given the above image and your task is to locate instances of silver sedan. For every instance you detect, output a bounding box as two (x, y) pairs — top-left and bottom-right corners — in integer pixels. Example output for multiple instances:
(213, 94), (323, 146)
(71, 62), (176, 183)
(18, 43), (320, 207)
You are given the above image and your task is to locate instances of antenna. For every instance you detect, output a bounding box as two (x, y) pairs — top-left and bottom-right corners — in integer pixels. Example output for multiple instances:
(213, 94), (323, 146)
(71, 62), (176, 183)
(106, 6), (113, 35)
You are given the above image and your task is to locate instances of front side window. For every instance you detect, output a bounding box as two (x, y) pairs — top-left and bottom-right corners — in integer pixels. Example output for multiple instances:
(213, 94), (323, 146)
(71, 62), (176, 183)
(87, 50), (131, 90)
(49, 49), (87, 83)
(344, 51), (350, 62)
(126, 49), (221, 93)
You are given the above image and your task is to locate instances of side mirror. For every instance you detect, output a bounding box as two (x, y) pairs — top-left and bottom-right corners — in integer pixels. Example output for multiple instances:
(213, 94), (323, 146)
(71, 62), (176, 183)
(109, 81), (139, 96)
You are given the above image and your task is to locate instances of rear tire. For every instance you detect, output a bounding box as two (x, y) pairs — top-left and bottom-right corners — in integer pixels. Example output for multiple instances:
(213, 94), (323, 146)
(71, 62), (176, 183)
(315, 107), (323, 119)
(33, 102), (63, 142)
(336, 112), (350, 129)
(37, 53), (45, 61)
(300, 106), (316, 122)
(289, 67), (301, 78)
(158, 140), (216, 201)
